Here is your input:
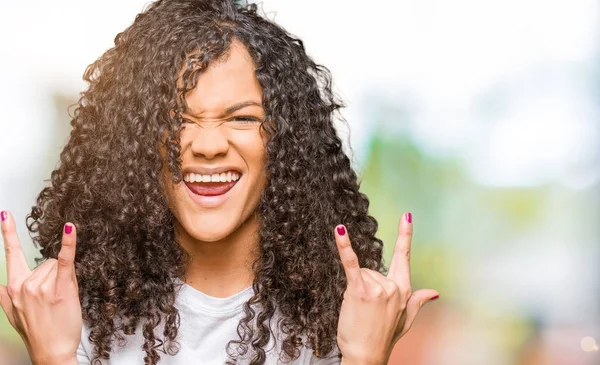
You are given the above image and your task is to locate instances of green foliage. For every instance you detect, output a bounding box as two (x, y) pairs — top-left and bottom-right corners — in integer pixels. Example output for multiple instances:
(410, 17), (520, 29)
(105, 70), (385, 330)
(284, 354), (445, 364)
(359, 130), (466, 295)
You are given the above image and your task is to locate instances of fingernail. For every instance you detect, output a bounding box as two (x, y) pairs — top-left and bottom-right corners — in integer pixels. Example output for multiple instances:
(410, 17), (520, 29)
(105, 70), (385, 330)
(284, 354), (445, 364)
(336, 225), (346, 236)
(431, 294), (439, 301)
(1, 211), (7, 222)
(405, 212), (412, 223)
(64, 223), (73, 234)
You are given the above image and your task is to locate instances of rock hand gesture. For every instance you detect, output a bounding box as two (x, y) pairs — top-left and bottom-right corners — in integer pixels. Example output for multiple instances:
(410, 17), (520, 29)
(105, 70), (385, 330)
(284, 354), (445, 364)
(0, 211), (81, 365)
(335, 212), (439, 365)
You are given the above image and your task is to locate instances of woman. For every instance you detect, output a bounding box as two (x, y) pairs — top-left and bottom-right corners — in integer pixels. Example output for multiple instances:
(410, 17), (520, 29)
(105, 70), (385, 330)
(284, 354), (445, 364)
(0, 0), (439, 364)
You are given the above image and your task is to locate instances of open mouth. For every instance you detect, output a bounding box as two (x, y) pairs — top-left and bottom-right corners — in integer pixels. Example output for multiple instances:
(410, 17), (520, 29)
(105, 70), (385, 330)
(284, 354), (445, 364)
(183, 171), (240, 196)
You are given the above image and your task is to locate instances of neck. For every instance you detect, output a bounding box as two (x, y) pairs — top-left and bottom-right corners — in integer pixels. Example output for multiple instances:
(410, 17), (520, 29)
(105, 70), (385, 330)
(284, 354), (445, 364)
(176, 213), (260, 298)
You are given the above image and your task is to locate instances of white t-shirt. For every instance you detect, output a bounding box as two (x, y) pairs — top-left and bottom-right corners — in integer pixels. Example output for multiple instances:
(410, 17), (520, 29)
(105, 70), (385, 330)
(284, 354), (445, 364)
(76, 280), (341, 364)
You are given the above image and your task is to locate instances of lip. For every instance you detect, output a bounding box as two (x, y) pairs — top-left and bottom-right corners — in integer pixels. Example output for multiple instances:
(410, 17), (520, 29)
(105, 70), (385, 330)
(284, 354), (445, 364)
(183, 177), (240, 208)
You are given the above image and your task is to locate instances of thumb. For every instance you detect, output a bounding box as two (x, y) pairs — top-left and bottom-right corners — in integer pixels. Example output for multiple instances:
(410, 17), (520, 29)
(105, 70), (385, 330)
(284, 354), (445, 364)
(401, 289), (439, 336)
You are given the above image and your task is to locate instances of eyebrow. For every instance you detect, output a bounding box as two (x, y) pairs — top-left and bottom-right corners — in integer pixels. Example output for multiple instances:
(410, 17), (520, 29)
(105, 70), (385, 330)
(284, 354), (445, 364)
(184, 101), (263, 118)
(225, 101), (263, 114)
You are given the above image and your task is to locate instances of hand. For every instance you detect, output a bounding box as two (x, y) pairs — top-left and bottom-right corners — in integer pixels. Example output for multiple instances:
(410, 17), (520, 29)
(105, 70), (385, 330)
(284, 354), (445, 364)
(0, 210), (82, 365)
(335, 212), (439, 365)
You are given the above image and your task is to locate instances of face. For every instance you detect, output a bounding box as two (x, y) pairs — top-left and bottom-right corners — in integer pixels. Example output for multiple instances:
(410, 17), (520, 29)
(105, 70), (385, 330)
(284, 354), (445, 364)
(163, 40), (268, 243)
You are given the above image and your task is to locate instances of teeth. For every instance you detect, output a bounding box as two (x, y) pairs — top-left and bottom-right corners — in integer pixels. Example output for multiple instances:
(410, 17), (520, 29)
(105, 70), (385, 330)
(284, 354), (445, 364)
(184, 171), (240, 183)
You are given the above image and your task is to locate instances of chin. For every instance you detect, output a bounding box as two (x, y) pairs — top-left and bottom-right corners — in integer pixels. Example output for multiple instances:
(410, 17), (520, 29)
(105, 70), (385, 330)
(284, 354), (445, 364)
(169, 180), (262, 244)
(191, 231), (228, 243)
(182, 217), (237, 243)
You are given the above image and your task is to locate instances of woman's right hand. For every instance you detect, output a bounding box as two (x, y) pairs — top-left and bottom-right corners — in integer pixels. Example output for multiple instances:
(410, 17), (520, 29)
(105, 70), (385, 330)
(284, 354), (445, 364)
(0, 210), (82, 365)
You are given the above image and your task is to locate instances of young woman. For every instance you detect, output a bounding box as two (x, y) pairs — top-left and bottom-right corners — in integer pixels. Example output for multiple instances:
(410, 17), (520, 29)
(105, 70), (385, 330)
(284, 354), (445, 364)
(0, 1), (439, 364)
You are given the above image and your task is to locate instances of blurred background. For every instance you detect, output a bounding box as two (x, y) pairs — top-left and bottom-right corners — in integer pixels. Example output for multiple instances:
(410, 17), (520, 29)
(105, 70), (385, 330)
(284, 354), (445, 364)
(0, 0), (598, 364)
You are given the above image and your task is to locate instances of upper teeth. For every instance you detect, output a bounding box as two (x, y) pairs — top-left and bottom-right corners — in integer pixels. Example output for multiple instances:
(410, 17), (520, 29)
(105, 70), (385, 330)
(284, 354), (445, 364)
(183, 171), (240, 183)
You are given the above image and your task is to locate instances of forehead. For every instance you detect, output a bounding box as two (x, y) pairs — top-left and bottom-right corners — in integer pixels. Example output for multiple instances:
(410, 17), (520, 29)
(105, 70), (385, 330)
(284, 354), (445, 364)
(183, 41), (263, 115)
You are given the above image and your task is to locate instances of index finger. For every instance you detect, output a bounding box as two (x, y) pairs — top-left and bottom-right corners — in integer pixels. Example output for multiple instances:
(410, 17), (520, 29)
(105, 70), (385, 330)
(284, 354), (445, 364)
(334, 224), (364, 290)
(1, 210), (31, 283)
(387, 212), (412, 289)
(56, 222), (77, 286)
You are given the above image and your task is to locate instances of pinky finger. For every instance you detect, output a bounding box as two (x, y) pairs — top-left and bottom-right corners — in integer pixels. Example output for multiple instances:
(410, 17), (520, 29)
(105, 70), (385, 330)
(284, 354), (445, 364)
(400, 288), (439, 337)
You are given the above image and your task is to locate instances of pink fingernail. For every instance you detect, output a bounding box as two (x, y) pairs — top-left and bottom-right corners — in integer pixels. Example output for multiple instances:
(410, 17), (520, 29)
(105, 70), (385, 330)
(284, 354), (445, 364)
(336, 225), (346, 236)
(64, 224), (73, 234)
(405, 212), (412, 223)
(1, 211), (6, 222)
(431, 295), (439, 300)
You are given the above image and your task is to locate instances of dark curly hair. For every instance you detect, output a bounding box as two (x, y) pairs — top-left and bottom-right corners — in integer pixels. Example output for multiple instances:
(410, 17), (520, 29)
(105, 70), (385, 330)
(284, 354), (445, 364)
(25, 0), (385, 364)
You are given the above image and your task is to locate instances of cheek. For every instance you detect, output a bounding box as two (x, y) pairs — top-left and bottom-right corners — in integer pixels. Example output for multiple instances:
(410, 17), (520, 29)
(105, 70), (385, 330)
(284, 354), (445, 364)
(234, 127), (267, 164)
(243, 137), (267, 184)
(232, 134), (267, 208)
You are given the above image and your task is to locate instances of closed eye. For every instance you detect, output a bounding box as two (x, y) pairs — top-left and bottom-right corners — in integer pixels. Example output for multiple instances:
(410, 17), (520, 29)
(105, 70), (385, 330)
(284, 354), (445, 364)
(229, 116), (261, 123)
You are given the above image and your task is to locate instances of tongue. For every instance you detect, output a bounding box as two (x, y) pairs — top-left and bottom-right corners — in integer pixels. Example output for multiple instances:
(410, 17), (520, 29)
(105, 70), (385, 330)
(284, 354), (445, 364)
(186, 181), (237, 196)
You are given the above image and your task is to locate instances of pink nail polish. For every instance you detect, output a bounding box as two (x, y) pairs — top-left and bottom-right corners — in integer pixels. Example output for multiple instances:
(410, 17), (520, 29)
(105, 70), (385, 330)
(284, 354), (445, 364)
(431, 295), (439, 300)
(64, 224), (73, 234)
(336, 225), (346, 236)
(1, 211), (6, 222)
(405, 212), (412, 223)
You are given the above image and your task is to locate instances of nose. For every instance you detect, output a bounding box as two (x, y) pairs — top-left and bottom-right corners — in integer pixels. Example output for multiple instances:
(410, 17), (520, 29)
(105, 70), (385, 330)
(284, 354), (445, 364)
(189, 125), (230, 159)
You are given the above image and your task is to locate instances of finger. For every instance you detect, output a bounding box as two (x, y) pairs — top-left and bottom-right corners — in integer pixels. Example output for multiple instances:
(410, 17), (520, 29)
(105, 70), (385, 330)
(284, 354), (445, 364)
(43, 262), (58, 295)
(401, 288), (439, 336)
(387, 212), (412, 289)
(27, 259), (57, 286)
(0, 284), (14, 322)
(363, 269), (410, 301)
(360, 268), (391, 297)
(1, 210), (31, 283)
(56, 223), (77, 287)
(334, 224), (364, 289)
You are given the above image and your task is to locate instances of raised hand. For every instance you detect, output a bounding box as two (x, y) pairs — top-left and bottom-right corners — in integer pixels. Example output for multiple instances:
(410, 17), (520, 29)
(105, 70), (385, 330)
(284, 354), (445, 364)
(335, 212), (439, 365)
(0, 211), (82, 365)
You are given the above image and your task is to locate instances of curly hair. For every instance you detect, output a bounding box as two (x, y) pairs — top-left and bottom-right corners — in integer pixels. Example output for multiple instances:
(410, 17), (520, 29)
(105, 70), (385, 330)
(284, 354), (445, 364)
(25, 0), (385, 364)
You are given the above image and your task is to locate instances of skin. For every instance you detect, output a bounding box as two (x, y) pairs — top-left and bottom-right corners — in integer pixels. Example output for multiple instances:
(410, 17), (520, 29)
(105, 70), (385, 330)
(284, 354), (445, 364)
(0, 41), (439, 364)
(335, 215), (439, 364)
(0, 212), (80, 365)
(164, 40), (268, 298)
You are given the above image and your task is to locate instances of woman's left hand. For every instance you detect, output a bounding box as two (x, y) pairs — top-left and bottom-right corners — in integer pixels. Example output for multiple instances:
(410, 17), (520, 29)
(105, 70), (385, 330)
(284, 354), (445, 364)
(334, 212), (439, 365)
